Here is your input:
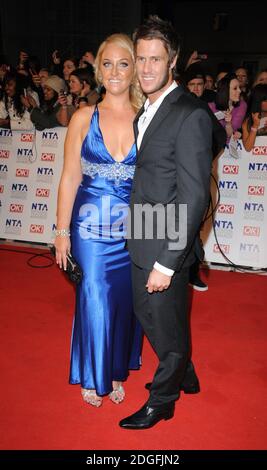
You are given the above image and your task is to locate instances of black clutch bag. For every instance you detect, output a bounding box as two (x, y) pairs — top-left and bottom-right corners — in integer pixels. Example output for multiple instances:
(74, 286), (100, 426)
(50, 246), (83, 284)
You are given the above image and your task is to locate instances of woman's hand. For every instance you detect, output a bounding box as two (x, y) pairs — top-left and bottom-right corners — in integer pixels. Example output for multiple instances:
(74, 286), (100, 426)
(224, 109), (232, 123)
(57, 93), (68, 107)
(233, 131), (241, 140)
(19, 51), (28, 63)
(30, 71), (41, 87)
(52, 50), (61, 65)
(54, 235), (71, 271)
(252, 112), (261, 128)
(80, 83), (90, 97)
(20, 94), (37, 109)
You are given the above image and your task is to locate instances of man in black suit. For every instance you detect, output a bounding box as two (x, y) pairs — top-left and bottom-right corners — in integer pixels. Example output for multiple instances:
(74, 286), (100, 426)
(119, 16), (214, 430)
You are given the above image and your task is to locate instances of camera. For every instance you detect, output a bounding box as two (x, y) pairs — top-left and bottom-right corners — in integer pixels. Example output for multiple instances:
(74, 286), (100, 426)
(197, 53), (208, 60)
(59, 88), (68, 97)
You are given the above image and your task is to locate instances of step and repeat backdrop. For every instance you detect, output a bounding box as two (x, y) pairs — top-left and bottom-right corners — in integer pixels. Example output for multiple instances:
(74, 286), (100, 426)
(0, 127), (66, 244)
(0, 128), (267, 268)
(202, 136), (267, 268)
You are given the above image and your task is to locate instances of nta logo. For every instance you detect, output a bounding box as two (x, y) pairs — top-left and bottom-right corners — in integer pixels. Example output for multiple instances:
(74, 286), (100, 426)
(219, 181), (238, 189)
(244, 202), (264, 211)
(12, 183), (28, 192)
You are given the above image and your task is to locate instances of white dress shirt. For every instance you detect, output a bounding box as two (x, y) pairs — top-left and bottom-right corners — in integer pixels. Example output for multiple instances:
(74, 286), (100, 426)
(137, 81), (178, 277)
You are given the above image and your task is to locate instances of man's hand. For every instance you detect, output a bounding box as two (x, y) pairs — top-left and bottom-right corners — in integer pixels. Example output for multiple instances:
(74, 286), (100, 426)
(185, 50), (200, 70)
(146, 268), (172, 293)
(19, 51), (28, 64)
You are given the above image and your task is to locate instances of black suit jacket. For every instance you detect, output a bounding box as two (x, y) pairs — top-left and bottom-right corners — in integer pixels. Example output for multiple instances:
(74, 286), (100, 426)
(127, 85), (215, 272)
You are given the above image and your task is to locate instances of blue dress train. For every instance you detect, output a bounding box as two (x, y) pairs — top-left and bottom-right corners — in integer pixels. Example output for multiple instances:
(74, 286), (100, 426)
(69, 106), (142, 395)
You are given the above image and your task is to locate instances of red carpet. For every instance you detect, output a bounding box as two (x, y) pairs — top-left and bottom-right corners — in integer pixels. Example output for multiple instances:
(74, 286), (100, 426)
(0, 244), (267, 450)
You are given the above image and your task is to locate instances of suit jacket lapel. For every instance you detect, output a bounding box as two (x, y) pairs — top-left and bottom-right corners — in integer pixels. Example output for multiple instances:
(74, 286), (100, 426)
(133, 104), (145, 142)
(138, 86), (184, 156)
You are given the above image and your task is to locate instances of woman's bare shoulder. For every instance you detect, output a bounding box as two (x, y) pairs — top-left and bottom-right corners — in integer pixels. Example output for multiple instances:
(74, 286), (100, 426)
(66, 105), (93, 129)
(71, 104), (96, 124)
(65, 105), (96, 144)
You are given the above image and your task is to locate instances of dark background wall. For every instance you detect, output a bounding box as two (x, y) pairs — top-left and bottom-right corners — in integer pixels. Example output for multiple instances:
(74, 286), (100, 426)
(0, 0), (266, 77)
(0, 0), (142, 64)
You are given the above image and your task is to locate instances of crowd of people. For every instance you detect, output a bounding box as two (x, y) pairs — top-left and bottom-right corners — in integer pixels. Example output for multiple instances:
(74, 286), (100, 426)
(1, 17), (267, 430)
(0, 44), (267, 138)
(0, 49), (100, 130)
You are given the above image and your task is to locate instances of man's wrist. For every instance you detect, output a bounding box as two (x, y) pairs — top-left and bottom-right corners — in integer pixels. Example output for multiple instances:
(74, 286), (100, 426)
(153, 261), (174, 277)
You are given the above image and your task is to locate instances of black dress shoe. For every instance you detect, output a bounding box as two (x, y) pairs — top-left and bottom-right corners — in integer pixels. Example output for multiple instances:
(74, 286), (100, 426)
(119, 401), (175, 430)
(145, 380), (200, 394)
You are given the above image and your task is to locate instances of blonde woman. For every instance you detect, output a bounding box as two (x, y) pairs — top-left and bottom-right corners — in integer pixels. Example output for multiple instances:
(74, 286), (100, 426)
(55, 34), (144, 407)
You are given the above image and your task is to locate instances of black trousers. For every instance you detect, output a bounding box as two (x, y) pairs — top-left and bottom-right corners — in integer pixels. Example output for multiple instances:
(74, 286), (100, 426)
(189, 258), (200, 282)
(132, 262), (197, 407)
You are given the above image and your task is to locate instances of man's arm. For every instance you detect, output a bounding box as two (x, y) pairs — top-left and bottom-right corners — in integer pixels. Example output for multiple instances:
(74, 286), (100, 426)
(156, 107), (213, 271)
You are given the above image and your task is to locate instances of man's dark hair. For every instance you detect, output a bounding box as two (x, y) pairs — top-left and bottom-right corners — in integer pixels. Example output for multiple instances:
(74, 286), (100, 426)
(132, 15), (180, 64)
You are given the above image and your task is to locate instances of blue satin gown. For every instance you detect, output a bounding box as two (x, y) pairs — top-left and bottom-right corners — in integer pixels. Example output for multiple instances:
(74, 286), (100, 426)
(69, 106), (142, 395)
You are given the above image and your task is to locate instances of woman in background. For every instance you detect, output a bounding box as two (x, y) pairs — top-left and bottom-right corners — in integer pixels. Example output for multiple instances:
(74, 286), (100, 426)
(0, 71), (39, 130)
(209, 72), (247, 143)
(242, 84), (267, 151)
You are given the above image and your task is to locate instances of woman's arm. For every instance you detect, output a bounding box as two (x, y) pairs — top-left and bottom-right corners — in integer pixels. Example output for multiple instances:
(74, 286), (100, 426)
(56, 93), (75, 127)
(231, 100), (247, 131)
(56, 104), (75, 126)
(54, 107), (93, 269)
(0, 100), (10, 127)
(242, 113), (260, 152)
(0, 117), (10, 127)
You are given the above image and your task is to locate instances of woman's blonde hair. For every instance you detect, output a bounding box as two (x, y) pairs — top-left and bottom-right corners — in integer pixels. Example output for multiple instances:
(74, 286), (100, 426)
(94, 33), (144, 112)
